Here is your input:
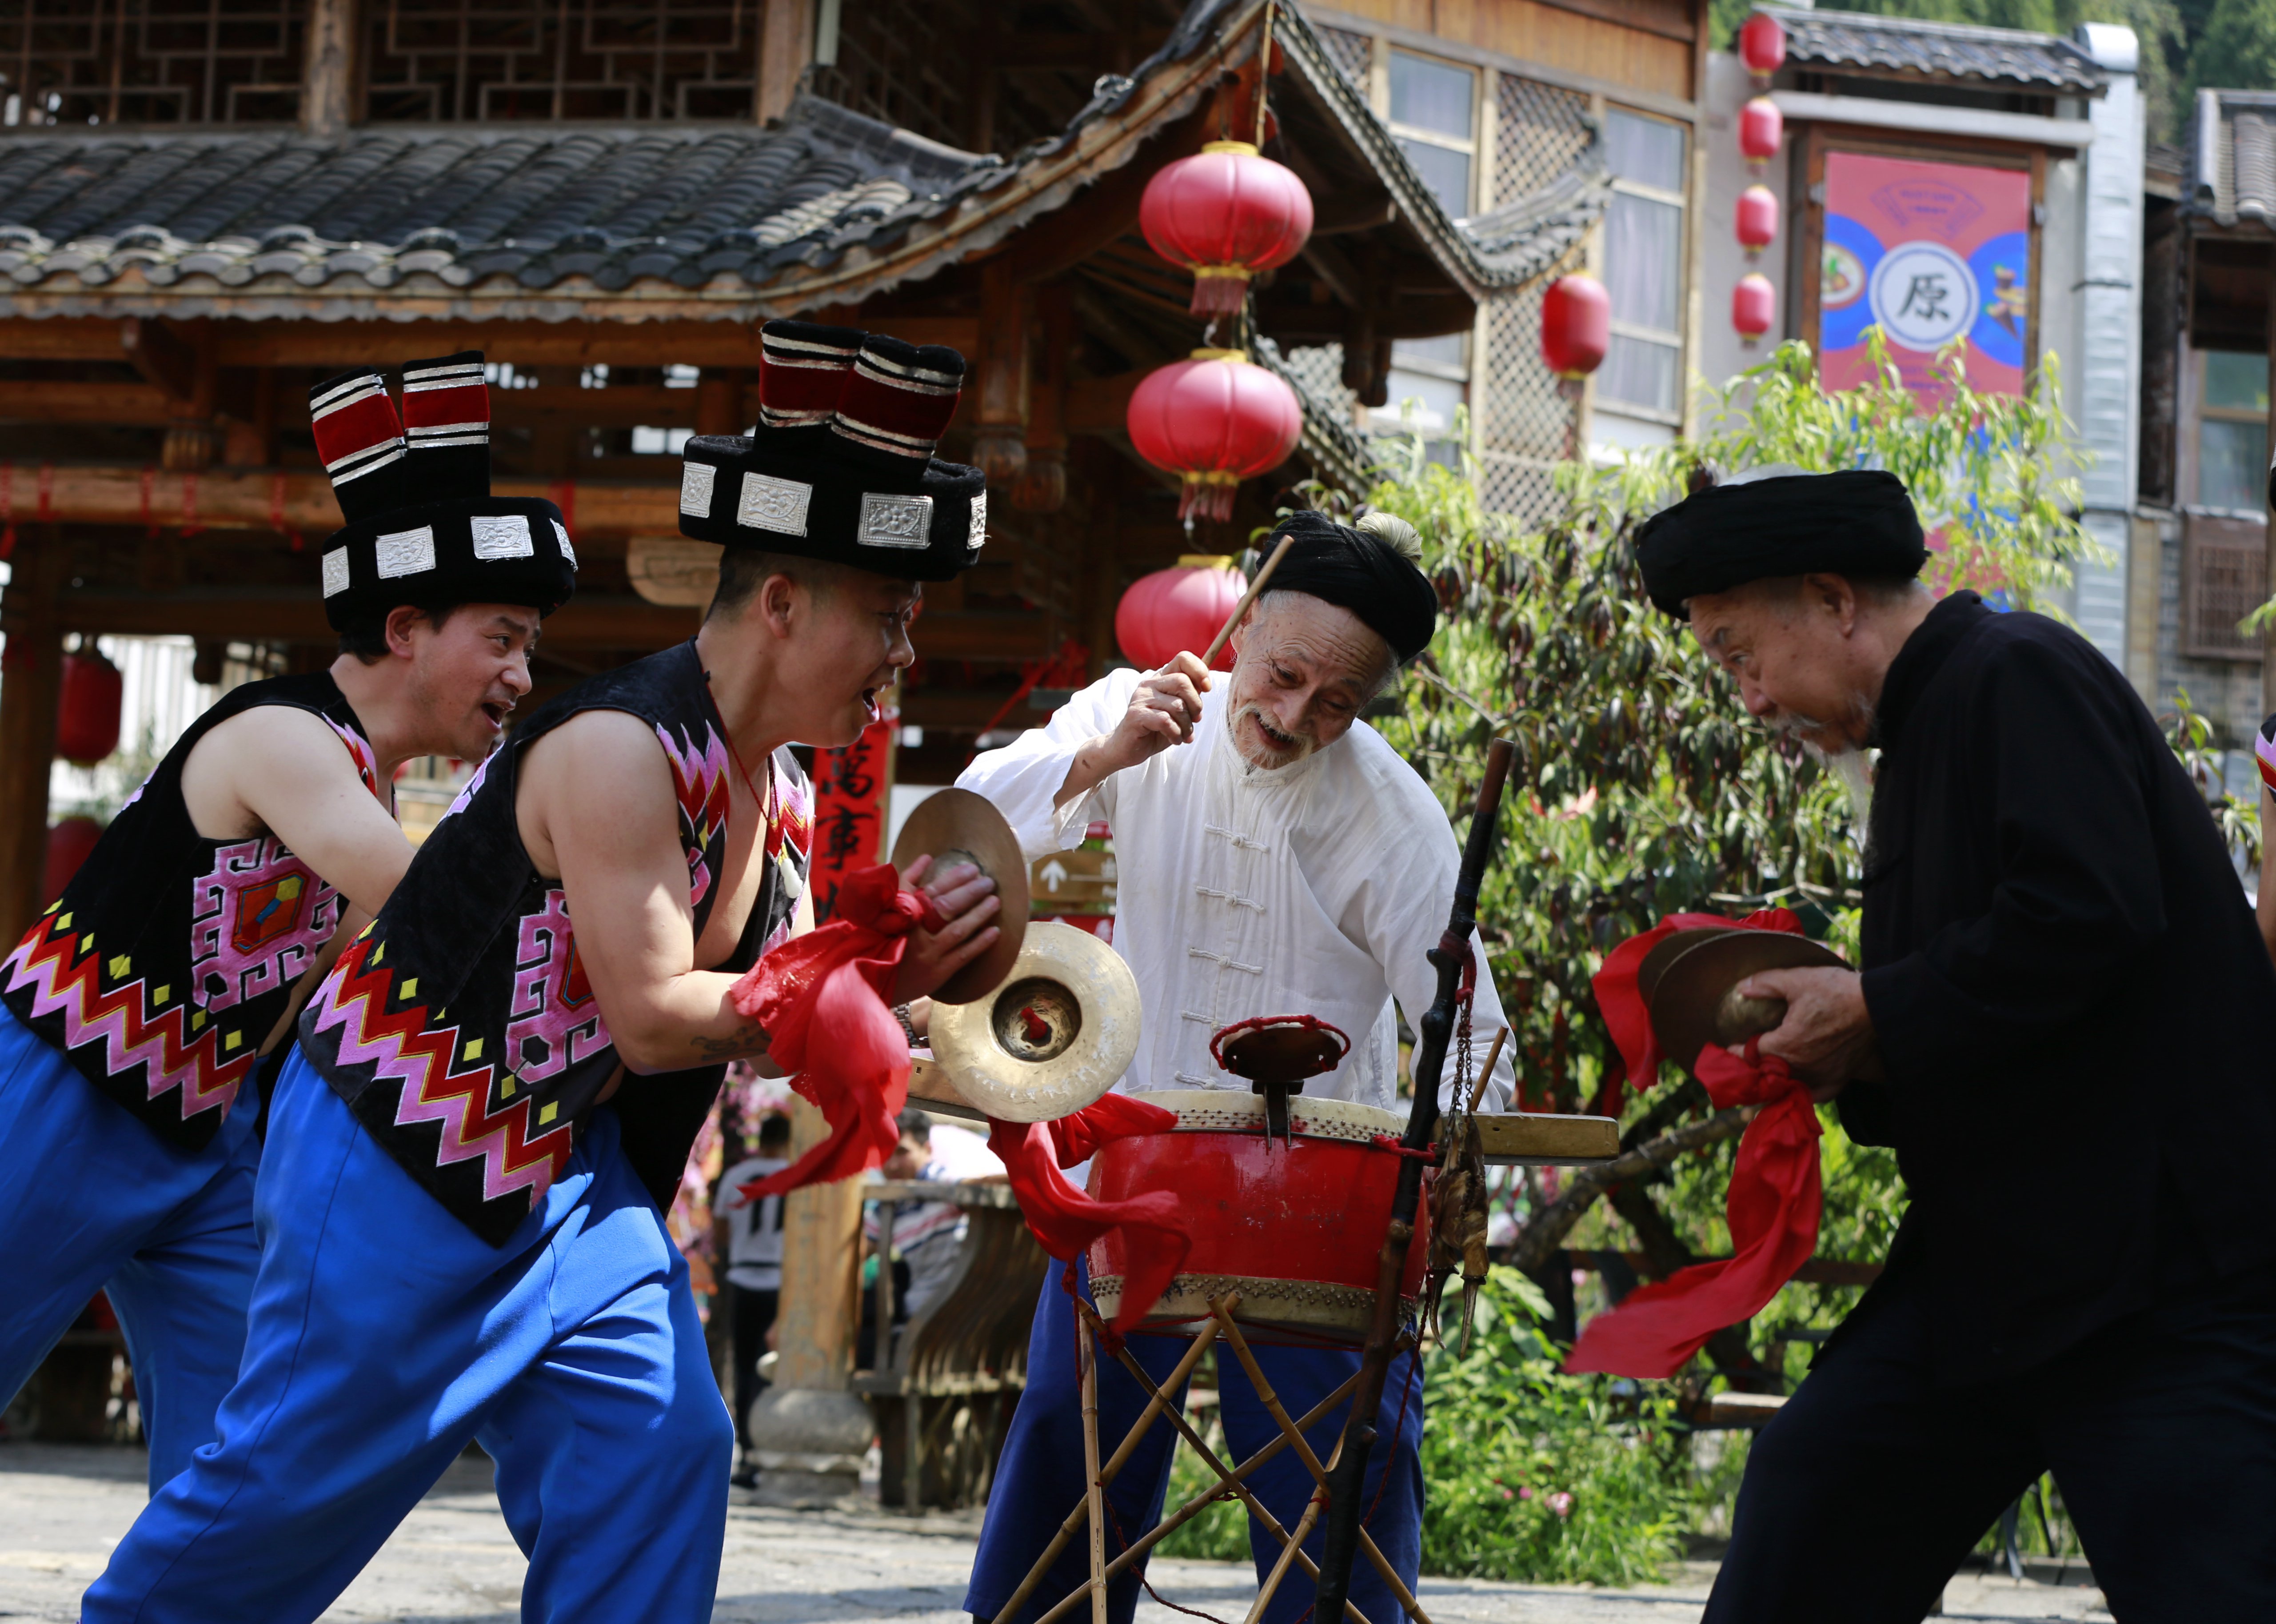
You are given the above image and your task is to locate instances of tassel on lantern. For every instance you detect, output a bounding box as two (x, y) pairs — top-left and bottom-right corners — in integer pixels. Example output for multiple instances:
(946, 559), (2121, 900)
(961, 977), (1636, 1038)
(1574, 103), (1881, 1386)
(1177, 471), (1245, 523)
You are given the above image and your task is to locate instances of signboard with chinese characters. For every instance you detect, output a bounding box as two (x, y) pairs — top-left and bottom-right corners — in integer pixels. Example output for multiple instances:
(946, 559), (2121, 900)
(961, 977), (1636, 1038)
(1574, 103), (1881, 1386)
(1817, 150), (2032, 406)
(808, 716), (896, 924)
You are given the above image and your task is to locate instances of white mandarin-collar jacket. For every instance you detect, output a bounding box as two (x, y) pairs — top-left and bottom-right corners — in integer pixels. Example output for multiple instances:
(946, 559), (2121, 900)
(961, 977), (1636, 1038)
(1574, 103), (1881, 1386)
(956, 667), (1516, 1114)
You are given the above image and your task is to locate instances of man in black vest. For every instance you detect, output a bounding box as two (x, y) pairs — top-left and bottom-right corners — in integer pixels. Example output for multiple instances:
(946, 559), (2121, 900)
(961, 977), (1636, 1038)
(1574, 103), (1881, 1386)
(1635, 466), (2276, 1622)
(0, 351), (569, 1494)
(87, 323), (1002, 1624)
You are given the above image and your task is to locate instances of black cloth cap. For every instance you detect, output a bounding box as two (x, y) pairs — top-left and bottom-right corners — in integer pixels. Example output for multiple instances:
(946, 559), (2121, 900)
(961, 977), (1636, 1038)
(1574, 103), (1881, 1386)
(319, 497), (577, 633)
(311, 350), (577, 632)
(1633, 468), (1927, 619)
(1262, 510), (1437, 663)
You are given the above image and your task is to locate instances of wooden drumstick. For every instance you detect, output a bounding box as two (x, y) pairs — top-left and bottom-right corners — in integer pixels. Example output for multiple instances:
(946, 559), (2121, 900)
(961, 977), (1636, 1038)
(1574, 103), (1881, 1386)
(1196, 532), (1296, 669)
(1466, 1025), (1510, 1115)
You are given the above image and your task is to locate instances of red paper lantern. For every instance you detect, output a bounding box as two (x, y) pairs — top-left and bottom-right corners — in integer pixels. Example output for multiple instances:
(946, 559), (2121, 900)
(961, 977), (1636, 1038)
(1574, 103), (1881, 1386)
(1739, 12), (1787, 80)
(1539, 274), (1611, 379)
(1126, 350), (1304, 524)
(56, 647), (122, 766)
(1733, 274), (1776, 346)
(1739, 97), (1784, 168)
(1736, 184), (1780, 259)
(1140, 140), (1315, 317)
(43, 815), (100, 905)
(1115, 556), (1248, 672)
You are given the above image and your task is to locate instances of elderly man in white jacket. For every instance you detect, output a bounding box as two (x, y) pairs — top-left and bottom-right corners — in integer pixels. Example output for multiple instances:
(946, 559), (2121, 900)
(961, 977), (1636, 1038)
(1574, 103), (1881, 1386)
(957, 510), (1516, 1624)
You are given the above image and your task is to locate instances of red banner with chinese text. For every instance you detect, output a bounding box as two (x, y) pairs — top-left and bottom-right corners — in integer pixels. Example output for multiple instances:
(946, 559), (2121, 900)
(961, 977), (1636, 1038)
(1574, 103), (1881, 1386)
(810, 717), (896, 924)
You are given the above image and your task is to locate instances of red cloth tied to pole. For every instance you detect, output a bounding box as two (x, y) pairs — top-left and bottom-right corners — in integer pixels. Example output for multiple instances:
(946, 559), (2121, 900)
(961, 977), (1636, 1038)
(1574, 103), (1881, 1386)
(731, 862), (923, 1200)
(1563, 909), (1825, 1379)
(987, 1093), (1193, 1336)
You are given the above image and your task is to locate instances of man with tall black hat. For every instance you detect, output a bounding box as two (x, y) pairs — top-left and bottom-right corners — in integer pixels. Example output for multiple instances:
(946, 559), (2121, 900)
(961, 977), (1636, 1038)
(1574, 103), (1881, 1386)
(84, 323), (1005, 1624)
(1634, 465), (2276, 1622)
(0, 353), (569, 1495)
(956, 509), (1517, 1624)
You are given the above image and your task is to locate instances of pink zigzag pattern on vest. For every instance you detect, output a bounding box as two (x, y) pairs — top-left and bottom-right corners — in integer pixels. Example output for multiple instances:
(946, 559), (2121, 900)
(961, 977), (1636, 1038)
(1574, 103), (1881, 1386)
(310, 939), (568, 1210)
(2, 915), (245, 1119)
(654, 722), (733, 907)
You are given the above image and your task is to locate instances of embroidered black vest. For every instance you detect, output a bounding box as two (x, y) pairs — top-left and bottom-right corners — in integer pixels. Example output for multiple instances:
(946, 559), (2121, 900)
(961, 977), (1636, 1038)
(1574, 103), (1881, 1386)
(298, 641), (813, 1245)
(3, 673), (382, 1148)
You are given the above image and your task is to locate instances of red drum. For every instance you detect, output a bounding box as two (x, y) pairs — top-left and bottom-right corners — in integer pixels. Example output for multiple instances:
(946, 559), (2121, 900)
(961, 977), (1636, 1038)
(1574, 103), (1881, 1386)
(1086, 1090), (1430, 1344)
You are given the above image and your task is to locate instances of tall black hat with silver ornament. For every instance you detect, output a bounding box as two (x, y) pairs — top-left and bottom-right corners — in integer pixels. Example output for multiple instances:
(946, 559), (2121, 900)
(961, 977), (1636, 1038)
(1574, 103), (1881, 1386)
(676, 321), (986, 581)
(308, 352), (578, 631)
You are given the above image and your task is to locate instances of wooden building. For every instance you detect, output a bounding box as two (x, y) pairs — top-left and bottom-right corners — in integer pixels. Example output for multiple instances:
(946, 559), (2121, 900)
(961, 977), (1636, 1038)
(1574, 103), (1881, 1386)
(0, 0), (1713, 938)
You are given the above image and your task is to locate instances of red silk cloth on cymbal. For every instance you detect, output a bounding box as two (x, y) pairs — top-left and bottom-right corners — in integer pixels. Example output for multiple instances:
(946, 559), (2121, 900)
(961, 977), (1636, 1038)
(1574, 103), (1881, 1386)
(987, 1093), (1192, 1336)
(1564, 909), (1825, 1379)
(732, 862), (922, 1200)
(731, 862), (1192, 1331)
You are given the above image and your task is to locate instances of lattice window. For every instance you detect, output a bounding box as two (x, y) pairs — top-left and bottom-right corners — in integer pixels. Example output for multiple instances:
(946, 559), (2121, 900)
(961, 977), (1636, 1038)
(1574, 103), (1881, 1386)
(1477, 269), (1579, 532)
(807, 0), (970, 152)
(0, 0), (304, 126)
(2183, 509), (2267, 661)
(364, 0), (757, 122)
(1315, 24), (1370, 91)
(1493, 72), (1589, 207)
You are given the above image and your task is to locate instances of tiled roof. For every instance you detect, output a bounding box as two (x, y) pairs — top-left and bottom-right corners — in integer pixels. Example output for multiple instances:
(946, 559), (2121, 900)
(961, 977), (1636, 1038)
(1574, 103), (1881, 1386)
(1764, 6), (2109, 95)
(0, 101), (987, 294)
(2189, 88), (2276, 226)
(0, 0), (1602, 318)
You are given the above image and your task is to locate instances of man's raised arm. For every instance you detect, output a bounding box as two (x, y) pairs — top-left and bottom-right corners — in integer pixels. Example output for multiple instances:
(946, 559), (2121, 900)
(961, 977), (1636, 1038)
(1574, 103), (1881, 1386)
(531, 710), (998, 1074)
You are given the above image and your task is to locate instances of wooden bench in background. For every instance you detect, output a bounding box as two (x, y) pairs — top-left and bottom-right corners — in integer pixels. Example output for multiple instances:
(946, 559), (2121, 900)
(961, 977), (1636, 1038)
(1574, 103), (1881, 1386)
(854, 1179), (1050, 1513)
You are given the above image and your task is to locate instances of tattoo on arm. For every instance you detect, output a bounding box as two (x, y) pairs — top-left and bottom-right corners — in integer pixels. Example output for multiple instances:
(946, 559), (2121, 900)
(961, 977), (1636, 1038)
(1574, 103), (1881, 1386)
(688, 1021), (771, 1062)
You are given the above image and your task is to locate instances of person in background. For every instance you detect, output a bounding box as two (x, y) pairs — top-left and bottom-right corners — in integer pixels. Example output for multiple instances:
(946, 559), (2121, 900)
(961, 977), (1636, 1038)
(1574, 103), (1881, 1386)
(715, 1111), (793, 1491)
(858, 1111), (966, 1369)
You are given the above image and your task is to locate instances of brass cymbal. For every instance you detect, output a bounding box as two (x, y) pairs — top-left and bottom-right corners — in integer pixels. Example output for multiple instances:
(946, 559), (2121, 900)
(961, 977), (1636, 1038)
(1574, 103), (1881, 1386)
(928, 922), (1142, 1121)
(1647, 930), (1848, 1078)
(889, 787), (1030, 1005)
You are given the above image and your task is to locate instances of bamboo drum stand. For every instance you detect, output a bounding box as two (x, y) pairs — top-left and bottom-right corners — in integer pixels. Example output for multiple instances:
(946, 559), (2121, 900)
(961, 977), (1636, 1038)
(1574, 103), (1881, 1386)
(995, 1292), (1432, 1624)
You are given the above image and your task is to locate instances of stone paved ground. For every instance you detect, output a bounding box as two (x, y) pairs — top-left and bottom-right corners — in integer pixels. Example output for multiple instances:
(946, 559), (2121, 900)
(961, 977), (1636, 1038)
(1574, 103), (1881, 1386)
(0, 1443), (2110, 1623)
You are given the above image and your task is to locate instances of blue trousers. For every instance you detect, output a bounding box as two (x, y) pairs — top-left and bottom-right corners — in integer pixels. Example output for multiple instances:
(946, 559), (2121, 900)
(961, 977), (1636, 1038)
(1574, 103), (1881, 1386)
(0, 1002), (260, 1493)
(85, 1050), (733, 1624)
(965, 1260), (1424, 1624)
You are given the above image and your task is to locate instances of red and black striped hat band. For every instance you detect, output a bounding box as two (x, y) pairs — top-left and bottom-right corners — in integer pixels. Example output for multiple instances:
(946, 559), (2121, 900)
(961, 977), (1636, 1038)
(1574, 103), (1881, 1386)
(831, 338), (966, 460)
(309, 371), (403, 489)
(759, 322), (864, 430)
(400, 353), (489, 451)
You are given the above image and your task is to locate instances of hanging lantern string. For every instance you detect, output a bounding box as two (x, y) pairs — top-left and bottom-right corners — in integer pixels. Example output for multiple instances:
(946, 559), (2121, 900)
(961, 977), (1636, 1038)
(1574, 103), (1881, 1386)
(1254, 0), (1277, 148)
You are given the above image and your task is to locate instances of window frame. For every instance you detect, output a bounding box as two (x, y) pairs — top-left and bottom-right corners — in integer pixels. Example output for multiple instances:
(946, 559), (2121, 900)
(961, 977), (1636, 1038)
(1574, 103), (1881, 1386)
(1381, 47), (1481, 220)
(1594, 107), (1691, 425)
(2193, 349), (2271, 515)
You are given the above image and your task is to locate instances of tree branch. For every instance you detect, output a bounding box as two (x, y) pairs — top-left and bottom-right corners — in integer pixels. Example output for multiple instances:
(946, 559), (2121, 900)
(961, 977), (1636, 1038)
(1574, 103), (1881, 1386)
(1508, 1105), (1756, 1274)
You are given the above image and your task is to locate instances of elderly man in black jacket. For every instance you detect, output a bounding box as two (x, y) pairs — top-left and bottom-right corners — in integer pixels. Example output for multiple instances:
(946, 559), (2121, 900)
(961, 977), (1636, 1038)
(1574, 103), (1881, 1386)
(1637, 467), (2276, 1623)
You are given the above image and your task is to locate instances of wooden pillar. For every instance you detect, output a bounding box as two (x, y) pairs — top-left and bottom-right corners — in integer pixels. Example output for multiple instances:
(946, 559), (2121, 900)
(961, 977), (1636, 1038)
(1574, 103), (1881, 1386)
(300, 0), (357, 138)
(0, 530), (64, 939)
(757, 0), (812, 124)
(774, 1097), (864, 1389)
(745, 1094), (872, 1502)
(1012, 283), (1071, 513)
(972, 261), (1033, 484)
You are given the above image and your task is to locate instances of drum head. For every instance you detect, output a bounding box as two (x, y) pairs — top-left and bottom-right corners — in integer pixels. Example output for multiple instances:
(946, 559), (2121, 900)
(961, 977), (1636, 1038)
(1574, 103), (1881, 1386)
(889, 787), (1029, 1005)
(928, 922), (1142, 1121)
(1647, 930), (1848, 1077)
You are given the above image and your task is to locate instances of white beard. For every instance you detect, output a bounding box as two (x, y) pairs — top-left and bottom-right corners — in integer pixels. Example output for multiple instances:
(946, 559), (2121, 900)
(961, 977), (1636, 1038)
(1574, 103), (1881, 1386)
(1824, 746), (1874, 830)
